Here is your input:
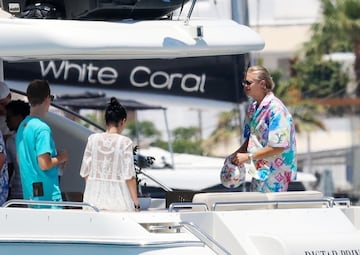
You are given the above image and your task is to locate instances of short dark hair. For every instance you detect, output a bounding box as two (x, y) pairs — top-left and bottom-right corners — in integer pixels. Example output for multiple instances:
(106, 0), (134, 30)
(105, 97), (127, 125)
(5, 100), (30, 118)
(26, 79), (50, 106)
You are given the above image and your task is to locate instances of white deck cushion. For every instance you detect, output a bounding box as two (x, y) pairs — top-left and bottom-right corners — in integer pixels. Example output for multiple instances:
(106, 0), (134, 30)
(192, 191), (325, 211)
(266, 191), (325, 209)
(192, 192), (270, 211)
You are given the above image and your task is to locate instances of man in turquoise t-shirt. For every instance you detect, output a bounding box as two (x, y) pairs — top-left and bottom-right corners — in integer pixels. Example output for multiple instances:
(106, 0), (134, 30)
(16, 80), (68, 205)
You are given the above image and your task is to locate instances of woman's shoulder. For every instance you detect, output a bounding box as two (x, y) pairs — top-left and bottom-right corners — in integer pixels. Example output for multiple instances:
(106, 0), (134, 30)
(90, 133), (132, 142)
(117, 134), (133, 144)
(88, 132), (99, 139)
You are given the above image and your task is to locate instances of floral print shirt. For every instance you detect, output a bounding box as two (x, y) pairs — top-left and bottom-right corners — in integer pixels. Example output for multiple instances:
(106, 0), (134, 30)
(243, 92), (297, 192)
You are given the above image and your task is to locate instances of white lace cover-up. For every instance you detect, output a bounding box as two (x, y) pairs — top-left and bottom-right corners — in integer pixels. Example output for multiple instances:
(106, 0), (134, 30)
(80, 133), (135, 211)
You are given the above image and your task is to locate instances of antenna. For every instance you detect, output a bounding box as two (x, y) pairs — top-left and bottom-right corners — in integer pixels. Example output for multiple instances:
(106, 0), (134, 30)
(185, 0), (197, 24)
(177, 0), (186, 19)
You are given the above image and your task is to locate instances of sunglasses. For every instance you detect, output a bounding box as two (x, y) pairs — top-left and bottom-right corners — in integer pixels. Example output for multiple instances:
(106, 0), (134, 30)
(49, 95), (54, 101)
(242, 80), (254, 86)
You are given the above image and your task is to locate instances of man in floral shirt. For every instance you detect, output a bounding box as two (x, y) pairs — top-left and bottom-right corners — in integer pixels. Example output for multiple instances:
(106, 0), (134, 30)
(231, 66), (297, 192)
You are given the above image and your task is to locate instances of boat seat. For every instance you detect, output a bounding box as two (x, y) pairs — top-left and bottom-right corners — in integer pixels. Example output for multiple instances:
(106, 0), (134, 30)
(192, 192), (270, 211)
(192, 191), (326, 211)
(266, 191), (326, 209)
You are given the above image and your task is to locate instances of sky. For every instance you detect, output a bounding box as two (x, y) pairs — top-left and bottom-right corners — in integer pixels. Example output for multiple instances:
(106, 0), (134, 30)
(248, 0), (321, 26)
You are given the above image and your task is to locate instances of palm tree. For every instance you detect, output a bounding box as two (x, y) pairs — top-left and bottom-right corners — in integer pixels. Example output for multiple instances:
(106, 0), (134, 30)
(303, 0), (351, 59)
(338, 0), (360, 97)
(202, 109), (241, 156)
(207, 110), (240, 141)
(304, 0), (360, 96)
(274, 76), (326, 133)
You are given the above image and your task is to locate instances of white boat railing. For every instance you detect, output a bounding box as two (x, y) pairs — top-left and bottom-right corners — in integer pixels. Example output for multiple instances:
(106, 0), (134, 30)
(142, 221), (231, 255)
(168, 197), (351, 212)
(180, 221), (231, 255)
(329, 197), (352, 207)
(2, 199), (100, 211)
(2, 200), (231, 255)
(211, 197), (351, 211)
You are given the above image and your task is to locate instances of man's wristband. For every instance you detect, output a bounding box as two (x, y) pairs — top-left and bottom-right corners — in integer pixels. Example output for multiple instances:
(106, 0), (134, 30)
(248, 153), (254, 162)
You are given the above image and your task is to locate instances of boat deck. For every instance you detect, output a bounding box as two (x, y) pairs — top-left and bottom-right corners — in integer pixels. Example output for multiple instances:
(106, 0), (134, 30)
(0, 191), (360, 255)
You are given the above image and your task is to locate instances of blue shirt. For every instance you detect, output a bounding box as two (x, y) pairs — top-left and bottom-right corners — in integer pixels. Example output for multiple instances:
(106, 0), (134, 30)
(16, 116), (62, 202)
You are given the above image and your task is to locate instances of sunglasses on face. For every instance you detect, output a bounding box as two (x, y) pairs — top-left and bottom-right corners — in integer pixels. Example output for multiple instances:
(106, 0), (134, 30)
(242, 80), (255, 86)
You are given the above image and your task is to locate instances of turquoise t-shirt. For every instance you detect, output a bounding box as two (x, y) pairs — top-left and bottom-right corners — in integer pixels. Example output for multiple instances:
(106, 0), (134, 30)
(16, 116), (62, 202)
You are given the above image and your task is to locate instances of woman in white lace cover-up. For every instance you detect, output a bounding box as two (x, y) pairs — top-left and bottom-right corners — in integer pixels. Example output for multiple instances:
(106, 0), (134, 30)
(80, 97), (139, 212)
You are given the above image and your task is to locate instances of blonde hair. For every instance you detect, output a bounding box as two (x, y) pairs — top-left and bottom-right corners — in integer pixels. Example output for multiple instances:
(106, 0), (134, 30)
(247, 66), (275, 91)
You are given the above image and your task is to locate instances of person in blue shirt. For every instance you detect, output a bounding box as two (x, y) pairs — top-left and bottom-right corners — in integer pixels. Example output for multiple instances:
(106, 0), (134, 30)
(16, 80), (68, 205)
(5, 100), (30, 199)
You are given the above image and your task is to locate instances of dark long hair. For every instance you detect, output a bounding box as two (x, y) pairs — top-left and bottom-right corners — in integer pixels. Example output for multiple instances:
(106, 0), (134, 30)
(105, 97), (127, 125)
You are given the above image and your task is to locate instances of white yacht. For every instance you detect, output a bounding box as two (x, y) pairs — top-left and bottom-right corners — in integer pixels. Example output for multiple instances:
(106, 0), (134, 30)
(1, 190), (359, 255)
(0, 2), (359, 254)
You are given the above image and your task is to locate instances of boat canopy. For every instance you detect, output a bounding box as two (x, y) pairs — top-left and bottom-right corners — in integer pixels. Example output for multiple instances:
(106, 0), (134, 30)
(0, 14), (264, 61)
(53, 91), (165, 111)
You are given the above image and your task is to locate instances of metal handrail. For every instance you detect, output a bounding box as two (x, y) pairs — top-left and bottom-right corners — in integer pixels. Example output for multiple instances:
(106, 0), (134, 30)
(168, 196), (352, 212)
(180, 221), (232, 255)
(2, 199), (100, 212)
(185, 0), (197, 24)
(329, 197), (351, 207)
(137, 168), (173, 192)
(212, 197), (349, 211)
(145, 221), (231, 255)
